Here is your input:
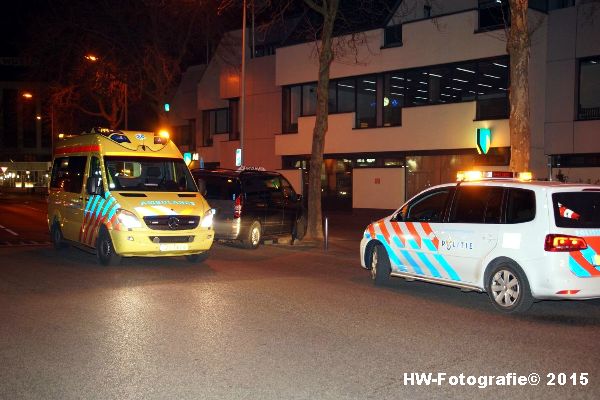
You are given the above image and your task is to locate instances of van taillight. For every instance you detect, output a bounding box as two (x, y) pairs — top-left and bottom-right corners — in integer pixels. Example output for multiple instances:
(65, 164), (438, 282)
(234, 195), (242, 219)
(544, 234), (587, 252)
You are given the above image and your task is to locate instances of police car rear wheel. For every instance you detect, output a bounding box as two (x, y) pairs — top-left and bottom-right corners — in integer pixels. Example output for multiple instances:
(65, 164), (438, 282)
(487, 262), (533, 313)
(243, 221), (261, 249)
(96, 228), (121, 266)
(371, 244), (391, 285)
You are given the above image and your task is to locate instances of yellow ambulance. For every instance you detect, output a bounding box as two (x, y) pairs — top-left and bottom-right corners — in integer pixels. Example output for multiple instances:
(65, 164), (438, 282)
(47, 127), (214, 265)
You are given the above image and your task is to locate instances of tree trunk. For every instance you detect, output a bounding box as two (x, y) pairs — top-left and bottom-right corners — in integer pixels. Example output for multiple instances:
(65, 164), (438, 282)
(303, 0), (339, 243)
(507, 0), (531, 173)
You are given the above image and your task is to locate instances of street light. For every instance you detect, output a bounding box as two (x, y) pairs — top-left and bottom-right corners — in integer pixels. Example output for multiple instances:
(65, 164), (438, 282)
(84, 54), (128, 129)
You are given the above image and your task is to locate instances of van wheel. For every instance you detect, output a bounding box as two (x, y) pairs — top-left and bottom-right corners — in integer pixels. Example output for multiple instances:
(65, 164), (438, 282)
(51, 222), (67, 250)
(243, 221), (261, 249)
(371, 244), (391, 286)
(186, 252), (209, 263)
(292, 215), (306, 241)
(486, 261), (533, 313)
(96, 227), (121, 266)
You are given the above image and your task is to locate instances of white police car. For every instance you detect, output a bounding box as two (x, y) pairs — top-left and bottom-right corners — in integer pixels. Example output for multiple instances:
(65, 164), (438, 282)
(359, 171), (600, 313)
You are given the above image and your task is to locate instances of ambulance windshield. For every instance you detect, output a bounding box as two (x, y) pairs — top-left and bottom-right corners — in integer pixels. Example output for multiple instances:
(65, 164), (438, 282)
(104, 156), (198, 192)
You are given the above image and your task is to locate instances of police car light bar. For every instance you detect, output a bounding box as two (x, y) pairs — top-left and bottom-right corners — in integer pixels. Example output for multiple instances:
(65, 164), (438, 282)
(456, 170), (533, 182)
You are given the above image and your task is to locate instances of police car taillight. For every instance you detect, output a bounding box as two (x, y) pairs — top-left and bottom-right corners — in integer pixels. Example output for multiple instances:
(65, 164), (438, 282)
(233, 195), (242, 219)
(544, 234), (587, 252)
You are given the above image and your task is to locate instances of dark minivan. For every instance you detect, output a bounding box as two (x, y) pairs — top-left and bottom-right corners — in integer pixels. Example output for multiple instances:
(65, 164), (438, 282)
(191, 168), (305, 248)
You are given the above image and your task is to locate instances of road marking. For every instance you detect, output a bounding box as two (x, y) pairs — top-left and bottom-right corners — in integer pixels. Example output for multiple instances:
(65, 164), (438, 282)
(0, 224), (19, 236)
(0, 240), (51, 248)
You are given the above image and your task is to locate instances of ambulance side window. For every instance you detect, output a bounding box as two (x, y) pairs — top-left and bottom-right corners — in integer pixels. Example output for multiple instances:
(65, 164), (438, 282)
(405, 188), (452, 223)
(90, 156), (102, 179)
(50, 156), (87, 193)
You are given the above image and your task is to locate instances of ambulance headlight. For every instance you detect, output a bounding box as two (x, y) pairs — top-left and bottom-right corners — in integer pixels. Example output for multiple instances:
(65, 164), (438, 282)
(116, 209), (142, 229)
(200, 208), (215, 228)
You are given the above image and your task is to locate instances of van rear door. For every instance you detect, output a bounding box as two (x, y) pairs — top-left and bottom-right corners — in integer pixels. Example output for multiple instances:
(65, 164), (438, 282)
(198, 175), (240, 237)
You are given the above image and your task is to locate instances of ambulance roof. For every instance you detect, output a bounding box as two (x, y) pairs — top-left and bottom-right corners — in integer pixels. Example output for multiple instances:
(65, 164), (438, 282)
(54, 128), (182, 158)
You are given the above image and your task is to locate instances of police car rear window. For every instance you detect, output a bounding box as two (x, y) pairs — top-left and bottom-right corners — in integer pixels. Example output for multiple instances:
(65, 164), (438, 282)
(552, 192), (600, 228)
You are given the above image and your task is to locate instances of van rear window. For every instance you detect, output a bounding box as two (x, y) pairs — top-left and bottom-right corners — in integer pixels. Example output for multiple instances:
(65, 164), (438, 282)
(197, 176), (241, 201)
(552, 192), (600, 228)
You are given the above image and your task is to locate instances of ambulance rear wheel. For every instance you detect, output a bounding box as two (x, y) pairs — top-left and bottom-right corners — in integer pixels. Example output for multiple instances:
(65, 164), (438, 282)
(96, 227), (121, 266)
(371, 244), (391, 286)
(51, 222), (67, 250)
(486, 260), (533, 313)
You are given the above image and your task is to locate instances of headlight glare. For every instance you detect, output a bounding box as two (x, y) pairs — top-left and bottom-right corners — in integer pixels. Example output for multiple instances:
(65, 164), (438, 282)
(116, 209), (142, 229)
(200, 208), (215, 228)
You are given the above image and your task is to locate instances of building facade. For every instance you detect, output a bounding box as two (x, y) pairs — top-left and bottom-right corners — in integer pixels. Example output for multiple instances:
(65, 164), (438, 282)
(170, 0), (600, 211)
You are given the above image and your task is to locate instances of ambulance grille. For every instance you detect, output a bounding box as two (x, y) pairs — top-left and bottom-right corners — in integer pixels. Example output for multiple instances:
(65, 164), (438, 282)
(148, 236), (194, 243)
(143, 215), (200, 230)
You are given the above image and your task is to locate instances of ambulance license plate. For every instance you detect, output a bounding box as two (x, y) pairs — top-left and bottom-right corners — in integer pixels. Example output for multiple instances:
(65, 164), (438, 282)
(159, 243), (189, 251)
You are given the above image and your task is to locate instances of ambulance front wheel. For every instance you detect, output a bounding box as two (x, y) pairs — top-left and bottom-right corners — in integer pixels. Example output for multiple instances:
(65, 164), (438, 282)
(486, 259), (533, 314)
(50, 221), (67, 250)
(96, 227), (122, 266)
(370, 243), (391, 286)
(186, 252), (209, 263)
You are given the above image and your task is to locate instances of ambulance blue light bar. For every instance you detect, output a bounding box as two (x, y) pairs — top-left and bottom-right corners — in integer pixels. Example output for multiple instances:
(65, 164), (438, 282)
(110, 133), (131, 143)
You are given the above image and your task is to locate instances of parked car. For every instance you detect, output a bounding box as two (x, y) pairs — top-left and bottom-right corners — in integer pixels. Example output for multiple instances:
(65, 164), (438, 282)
(191, 168), (305, 249)
(360, 171), (600, 313)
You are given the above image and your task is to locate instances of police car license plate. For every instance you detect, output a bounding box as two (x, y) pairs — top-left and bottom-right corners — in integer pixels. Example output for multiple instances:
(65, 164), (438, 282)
(159, 243), (189, 251)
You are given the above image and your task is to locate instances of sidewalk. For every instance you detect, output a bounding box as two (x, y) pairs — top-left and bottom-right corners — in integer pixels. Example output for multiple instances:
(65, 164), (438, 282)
(286, 208), (394, 257)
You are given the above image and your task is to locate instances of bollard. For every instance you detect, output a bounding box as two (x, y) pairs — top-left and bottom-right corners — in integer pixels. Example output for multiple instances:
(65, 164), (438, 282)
(324, 216), (328, 251)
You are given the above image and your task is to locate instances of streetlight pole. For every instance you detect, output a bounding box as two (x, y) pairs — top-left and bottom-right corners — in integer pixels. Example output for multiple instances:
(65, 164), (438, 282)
(124, 82), (128, 130)
(240, 0), (246, 166)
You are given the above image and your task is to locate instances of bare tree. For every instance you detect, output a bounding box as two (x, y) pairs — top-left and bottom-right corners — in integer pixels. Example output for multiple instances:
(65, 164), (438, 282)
(301, 0), (339, 242)
(24, 0), (215, 132)
(507, 0), (531, 172)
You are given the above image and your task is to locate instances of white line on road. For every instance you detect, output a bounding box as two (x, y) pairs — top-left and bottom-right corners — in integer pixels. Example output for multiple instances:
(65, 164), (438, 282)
(2, 228), (18, 236)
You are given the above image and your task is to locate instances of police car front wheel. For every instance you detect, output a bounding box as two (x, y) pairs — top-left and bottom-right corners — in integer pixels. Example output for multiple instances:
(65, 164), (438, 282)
(371, 244), (391, 285)
(486, 261), (533, 313)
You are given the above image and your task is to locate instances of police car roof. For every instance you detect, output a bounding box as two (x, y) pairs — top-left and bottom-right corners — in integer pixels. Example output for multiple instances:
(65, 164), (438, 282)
(440, 179), (600, 191)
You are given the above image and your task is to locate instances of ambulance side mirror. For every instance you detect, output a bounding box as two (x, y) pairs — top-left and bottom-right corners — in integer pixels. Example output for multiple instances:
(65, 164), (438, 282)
(86, 176), (104, 196)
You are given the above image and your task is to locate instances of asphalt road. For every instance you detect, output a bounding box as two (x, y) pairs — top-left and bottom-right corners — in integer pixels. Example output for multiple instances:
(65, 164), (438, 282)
(0, 192), (50, 246)
(1, 194), (599, 399)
